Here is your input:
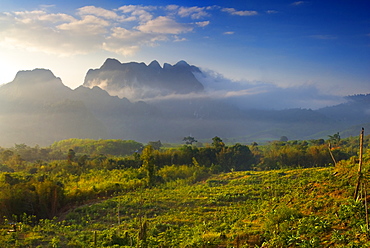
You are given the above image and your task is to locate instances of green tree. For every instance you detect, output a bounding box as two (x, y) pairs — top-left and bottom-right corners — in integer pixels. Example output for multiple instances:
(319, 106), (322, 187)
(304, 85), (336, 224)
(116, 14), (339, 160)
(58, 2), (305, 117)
(183, 136), (197, 145)
(77, 155), (88, 167)
(141, 145), (156, 187)
(67, 149), (76, 164)
(212, 136), (225, 151)
(34, 180), (65, 218)
(0, 150), (14, 163)
(217, 144), (254, 172)
(328, 132), (341, 146)
(147, 140), (162, 150)
(280, 136), (289, 142)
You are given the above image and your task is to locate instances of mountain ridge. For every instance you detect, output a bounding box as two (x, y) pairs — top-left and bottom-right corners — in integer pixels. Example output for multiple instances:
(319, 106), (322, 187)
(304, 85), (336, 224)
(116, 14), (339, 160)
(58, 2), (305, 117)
(0, 60), (369, 146)
(83, 58), (204, 100)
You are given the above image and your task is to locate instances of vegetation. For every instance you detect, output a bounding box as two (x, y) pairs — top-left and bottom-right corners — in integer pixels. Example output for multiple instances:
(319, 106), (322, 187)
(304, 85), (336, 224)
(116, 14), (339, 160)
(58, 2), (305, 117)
(0, 134), (368, 247)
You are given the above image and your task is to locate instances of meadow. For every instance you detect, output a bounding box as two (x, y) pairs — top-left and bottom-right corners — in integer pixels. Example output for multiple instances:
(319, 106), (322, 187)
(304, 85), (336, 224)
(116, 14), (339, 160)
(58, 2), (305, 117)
(0, 135), (368, 247)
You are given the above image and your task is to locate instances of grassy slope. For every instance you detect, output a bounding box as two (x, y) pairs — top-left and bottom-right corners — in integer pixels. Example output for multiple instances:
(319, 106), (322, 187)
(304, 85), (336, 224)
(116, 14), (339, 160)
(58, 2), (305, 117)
(1, 164), (368, 247)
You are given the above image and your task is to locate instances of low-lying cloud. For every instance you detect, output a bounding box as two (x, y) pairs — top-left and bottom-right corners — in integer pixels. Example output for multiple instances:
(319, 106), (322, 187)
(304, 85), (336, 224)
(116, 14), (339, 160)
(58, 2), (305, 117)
(95, 66), (345, 110)
(195, 70), (346, 110)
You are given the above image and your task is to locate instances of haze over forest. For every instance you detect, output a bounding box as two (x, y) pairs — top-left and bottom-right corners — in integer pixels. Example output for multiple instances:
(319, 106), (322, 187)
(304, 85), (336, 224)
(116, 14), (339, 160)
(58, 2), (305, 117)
(0, 58), (370, 147)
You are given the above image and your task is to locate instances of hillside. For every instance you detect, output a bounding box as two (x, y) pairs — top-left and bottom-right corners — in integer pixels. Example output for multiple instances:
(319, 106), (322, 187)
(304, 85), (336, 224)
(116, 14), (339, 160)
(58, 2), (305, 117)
(0, 166), (366, 247)
(317, 94), (370, 125)
(0, 69), (108, 145)
(0, 133), (368, 247)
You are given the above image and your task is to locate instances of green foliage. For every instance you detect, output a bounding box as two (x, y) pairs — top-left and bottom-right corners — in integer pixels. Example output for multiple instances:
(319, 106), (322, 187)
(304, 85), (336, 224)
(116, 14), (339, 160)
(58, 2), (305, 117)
(212, 136), (225, 151)
(147, 140), (162, 150)
(0, 165), (367, 247)
(328, 132), (341, 146)
(0, 134), (368, 247)
(141, 145), (157, 187)
(183, 136), (197, 145)
(158, 165), (200, 182)
(258, 139), (353, 169)
(0, 174), (65, 220)
(280, 135), (289, 142)
(51, 138), (143, 156)
(216, 143), (255, 172)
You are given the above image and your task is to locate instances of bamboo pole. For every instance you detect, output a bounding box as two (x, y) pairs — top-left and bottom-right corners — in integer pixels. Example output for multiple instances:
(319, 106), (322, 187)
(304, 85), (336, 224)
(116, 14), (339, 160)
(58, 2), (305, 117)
(328, 142), (337, 166)
(364, 182), (369, 231)
(358, 127), (365, 173)
(354, 128), (364, 200)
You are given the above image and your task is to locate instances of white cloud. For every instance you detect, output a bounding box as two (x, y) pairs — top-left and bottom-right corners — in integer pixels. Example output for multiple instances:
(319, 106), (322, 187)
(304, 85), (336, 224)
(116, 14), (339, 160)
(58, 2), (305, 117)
(40, 5), (55, 10)
(223, 31), (234, 35)
(0, 4), (257, 57)
(39, 13), (76, 23)
(137, 16), (193, 34)
(0, 11), (103, 56)
(196, 21), (210, 27)
(103, 27), (167, 55)
(57, 15), (109, 35)
(177, 6), (209, 19)
(194, 70), (345, 110)
(174, 35), (187, 42)
(291, 1), (306, 6)
(10, 10), (75, 24)
(118, 5), (154, 23)
(222, 8), (258, 16)
(266, 10), (278, 14)
(78, 6), (119, 20)
(129, 69), (345, 110)
(0, 5), (200, 56)
(165, 5), (179, 11)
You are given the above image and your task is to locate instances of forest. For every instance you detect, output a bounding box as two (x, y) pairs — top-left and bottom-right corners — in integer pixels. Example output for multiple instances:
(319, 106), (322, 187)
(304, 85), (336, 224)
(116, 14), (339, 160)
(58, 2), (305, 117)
(0, 133), (369, 247)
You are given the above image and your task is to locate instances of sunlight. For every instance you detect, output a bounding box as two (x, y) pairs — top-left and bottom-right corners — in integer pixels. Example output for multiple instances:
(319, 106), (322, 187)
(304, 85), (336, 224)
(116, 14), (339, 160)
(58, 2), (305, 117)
(0, 57), (18, 85)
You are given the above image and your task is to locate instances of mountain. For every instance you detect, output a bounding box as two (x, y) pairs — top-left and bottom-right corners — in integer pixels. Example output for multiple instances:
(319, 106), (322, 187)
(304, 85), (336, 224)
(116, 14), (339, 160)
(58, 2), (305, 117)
(0, 69), (110, 146)
(0, 60), (369, 147)
(0, 69), (71, 105)
(83, 59), (204, 100)
(317, 94), (370, 124)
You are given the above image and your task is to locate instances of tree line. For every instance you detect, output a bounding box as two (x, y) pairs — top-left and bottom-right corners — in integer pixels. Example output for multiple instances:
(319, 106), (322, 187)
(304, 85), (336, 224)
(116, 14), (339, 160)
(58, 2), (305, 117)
(0, 134), (366, 220)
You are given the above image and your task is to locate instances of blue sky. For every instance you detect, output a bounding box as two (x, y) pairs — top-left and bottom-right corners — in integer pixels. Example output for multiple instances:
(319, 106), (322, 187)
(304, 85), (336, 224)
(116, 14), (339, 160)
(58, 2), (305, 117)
(0, 0), (369, 109)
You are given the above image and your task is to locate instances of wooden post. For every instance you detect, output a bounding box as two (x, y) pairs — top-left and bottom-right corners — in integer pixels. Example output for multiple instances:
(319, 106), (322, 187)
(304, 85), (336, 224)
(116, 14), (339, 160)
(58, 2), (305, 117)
(364, 182), (369, 231)
(328, 142), (337, 166)
(117, 200), (120, 226)
(94, 231), (97, 247)
(354, 128), (364, 200)
(358, 127), (365, 173)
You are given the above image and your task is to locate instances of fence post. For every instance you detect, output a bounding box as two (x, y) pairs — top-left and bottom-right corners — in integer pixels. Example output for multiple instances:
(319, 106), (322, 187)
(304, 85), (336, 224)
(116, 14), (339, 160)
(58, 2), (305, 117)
(354, 128), (364, 200)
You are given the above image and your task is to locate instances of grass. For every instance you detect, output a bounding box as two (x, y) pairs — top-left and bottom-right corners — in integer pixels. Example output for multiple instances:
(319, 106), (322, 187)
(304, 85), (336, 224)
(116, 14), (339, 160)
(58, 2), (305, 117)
(1, 161), (368, 247)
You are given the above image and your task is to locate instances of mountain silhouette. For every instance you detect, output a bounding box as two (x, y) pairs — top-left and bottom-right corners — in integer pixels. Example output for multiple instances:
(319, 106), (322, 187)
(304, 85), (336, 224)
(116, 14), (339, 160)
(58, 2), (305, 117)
(0, 61), (369, 147)
(83, 59), (204, 100)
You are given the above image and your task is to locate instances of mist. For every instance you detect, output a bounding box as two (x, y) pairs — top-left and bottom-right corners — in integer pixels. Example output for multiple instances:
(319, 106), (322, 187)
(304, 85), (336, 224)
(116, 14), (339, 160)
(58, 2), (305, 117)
(0, 60), (366, 147)
(194, 70), (346, 110)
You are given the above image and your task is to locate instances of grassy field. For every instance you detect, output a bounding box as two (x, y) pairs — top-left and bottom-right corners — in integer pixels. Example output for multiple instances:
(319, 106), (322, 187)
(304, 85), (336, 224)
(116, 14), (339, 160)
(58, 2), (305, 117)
(0, 161), (368, 247)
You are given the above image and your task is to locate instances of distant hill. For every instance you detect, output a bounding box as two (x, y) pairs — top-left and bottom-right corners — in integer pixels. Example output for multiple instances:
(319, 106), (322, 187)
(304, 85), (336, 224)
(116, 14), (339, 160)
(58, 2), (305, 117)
(0, 69), (109, 146)
(0, 60), (369, 147)
(317, 94), (370, 124)
(83, 59), (204, 100)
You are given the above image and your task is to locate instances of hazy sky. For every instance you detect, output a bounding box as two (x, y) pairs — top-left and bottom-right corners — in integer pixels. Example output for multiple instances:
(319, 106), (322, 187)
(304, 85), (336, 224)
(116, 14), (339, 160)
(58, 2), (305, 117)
(0, 0), (369, 104)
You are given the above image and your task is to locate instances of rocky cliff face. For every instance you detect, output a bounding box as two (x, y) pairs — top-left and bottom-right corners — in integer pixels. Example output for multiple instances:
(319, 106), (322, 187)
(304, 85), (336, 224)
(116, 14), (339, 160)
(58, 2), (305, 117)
(83, 58), (204, 100)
